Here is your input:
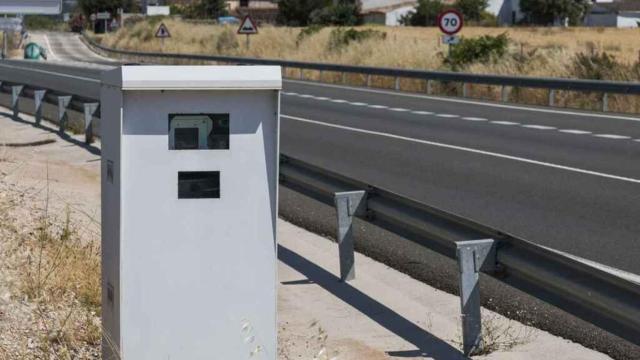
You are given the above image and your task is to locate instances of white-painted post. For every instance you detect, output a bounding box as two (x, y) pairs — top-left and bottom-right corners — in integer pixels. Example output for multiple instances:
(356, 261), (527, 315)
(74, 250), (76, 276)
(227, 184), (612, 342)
(426, 79), (433, 95)
(11, 85), (24, 118)
(456, 239), (496, 356)
(548, 89), (556, 107)
(366, 74), (372, 87)
(34, 90), (47, 125)
(394, 77), (400, 91)
(334, 191), (366, 282)
(57, 95), (72, 133)
(602, 93), (609, 112)
(501, 86), (508, 102)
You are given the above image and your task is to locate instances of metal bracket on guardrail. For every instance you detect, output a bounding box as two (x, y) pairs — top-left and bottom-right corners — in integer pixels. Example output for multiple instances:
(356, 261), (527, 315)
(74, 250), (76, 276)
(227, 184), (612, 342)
(334, 190), (366, 282)
(11, 85), (23, 118)
(83, 102), (99, 144)
(57, 95), (72, 133)
(456, 239), (496, 356)
(34, 90), (47, 125)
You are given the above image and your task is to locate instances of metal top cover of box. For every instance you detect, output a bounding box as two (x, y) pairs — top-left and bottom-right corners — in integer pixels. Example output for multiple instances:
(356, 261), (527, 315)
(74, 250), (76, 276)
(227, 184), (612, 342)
(100, 65), (281, 360)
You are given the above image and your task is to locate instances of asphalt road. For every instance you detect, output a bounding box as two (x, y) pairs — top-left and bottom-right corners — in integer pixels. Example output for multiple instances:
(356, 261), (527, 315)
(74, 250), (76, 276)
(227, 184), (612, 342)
(24, 31), (640, 275)
(12, 30), (640, 358)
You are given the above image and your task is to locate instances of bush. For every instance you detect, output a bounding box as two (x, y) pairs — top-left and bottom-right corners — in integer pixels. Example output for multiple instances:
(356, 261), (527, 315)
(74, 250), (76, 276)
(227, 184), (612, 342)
(445, 33), (509, 69)
(310, 3), (361, 26)
(24, 15), (64, 31)
(571, 51), (637, 81)
(327, 27), (386, 52)
(296, 25), (324, 47)
(216, 27), (239, 53)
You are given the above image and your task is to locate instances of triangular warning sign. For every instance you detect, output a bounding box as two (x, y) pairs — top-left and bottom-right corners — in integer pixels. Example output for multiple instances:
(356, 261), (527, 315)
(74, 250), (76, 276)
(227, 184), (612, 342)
(237, 15), (258, 35)
(155, 23), (171, 38)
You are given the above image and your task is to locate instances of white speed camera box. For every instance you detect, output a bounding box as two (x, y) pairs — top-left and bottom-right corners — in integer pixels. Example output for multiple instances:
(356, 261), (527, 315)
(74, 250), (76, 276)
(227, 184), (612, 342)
(100, 66), (281, 360)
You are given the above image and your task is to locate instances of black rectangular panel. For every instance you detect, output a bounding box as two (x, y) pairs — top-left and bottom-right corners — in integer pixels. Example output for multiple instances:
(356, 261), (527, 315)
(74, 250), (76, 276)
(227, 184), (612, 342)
(178, 171), (220, 199)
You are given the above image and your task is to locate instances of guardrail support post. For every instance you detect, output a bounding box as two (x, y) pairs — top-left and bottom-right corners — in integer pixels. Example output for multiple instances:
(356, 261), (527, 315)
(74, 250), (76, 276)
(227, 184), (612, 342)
(602, 93), (608, 112)
(83, 102), (99, 144)
(426, 80), (433, 95)
(366, 74), (372, 88)
(501, 86), (508, 102)
(394, 77), (400, 91)
(57, 96), (72, 133)
(462, 83), (469, 98)
(456, 239), (496, 356)
(11, 85), (24, 118)
(334, 190), (366, 282)
(548, 89), (556, 107)
(299, 68), (304, 81)
(342, 72), (347, 85)
(319, 70), (323, 82)
(34, 90), (47, 125)
(282, 66), (287, 79)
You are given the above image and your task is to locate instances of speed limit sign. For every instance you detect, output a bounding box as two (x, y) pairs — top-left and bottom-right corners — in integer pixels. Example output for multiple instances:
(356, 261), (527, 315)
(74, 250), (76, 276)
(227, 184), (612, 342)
(438, 10), (463, 35)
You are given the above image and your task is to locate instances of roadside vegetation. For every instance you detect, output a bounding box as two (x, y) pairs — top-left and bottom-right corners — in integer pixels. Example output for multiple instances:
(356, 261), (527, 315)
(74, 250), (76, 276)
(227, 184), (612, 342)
(0, 168), (101, 358)
(93, 18), (640, 113)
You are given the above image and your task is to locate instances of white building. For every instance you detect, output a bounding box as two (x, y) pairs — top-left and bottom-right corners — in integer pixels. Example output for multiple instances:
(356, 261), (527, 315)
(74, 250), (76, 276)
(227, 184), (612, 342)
(487, 0), (525, 25)
(360, 0), (418, 26)
(584, 0), (640, 27)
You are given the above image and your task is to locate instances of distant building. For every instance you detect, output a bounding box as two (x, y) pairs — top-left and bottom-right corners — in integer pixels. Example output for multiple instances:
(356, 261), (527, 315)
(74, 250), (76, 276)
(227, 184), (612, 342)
(227, 0), (279, 23)
(360, 0), (418, 26)
(584, 0), (640, 27)
(487, 0), (524, 25)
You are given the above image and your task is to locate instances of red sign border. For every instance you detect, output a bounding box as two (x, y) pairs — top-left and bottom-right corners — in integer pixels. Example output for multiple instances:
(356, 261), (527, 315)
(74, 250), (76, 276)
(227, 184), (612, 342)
(437, 10), (464, 35)
(237, 15), (259, 35)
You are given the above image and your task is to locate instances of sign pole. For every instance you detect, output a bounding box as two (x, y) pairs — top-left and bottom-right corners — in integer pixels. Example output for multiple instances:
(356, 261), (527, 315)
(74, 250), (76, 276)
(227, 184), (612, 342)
(246, 34), (250, 50)
(2, 30), (6, 59)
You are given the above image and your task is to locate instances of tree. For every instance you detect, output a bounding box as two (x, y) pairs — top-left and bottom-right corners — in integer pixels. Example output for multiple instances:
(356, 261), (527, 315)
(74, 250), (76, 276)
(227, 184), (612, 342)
(400, 0), (445, 26)
(520, 0), (591, 25)
(77, 0), (135, 17)
(277, 0), (327, 26)
(310, 2), (361, 26)
(196, 0), (228, 19)
(454, 0), (488, 22)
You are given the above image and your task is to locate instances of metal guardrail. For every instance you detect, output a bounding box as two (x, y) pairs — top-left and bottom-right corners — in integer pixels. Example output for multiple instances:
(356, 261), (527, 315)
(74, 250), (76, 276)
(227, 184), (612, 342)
(82, 33), (640, 112)
(1, 60), (639, 354)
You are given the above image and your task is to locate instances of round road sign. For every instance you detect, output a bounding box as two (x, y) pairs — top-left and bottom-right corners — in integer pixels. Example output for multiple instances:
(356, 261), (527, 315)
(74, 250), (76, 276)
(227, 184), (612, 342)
(438, 10), (463, 35)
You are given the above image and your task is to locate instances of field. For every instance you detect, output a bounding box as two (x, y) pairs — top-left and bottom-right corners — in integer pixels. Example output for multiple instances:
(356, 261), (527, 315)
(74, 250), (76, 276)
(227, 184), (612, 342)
(94, 18), (640, 113)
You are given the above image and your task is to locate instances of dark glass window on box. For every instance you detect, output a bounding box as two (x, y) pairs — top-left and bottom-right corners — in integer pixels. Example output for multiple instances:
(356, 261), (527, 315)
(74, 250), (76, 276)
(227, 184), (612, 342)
(178, 171), (220, 199)
(169, 114), (229, 150)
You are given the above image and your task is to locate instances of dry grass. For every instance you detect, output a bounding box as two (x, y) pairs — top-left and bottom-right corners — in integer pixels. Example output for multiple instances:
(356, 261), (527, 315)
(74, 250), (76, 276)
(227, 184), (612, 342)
(0, 170), (101, 359)
(94, 20), (640, 113)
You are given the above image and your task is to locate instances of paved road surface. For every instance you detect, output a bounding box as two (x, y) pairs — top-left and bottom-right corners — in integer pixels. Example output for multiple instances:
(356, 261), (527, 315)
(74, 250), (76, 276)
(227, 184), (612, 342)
(27, 31), (640, 276)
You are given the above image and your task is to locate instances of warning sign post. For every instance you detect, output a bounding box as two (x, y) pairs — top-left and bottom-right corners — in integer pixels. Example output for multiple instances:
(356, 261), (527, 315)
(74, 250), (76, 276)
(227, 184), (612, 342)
(237, 15), (258, 49)
(155, 22), (171, 48)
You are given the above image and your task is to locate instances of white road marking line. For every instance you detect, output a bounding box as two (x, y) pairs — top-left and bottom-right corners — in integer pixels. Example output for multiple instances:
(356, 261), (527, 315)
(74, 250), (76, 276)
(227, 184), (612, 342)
(462, 117), (487, 121)
(389, 108), (410, 112)
(331, 99), (348, 103)
(350, 102), (368, 106)
(369, 105), (388, 109)
(559, 129), (592, 135)
(285, 79), (640, 122)
(491, 121), (519, 125)
(315, 96), (330, 101)
(43, 34), (60, 61)
(522, 125), (557, 130)
(285, 92), (298, 96)
(412, 111), (434, 115)
(436, 114), (459, 118)
(299, 94), (314, 98)
(594, 134), (632, 140)
(282, 114), (640, 185)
